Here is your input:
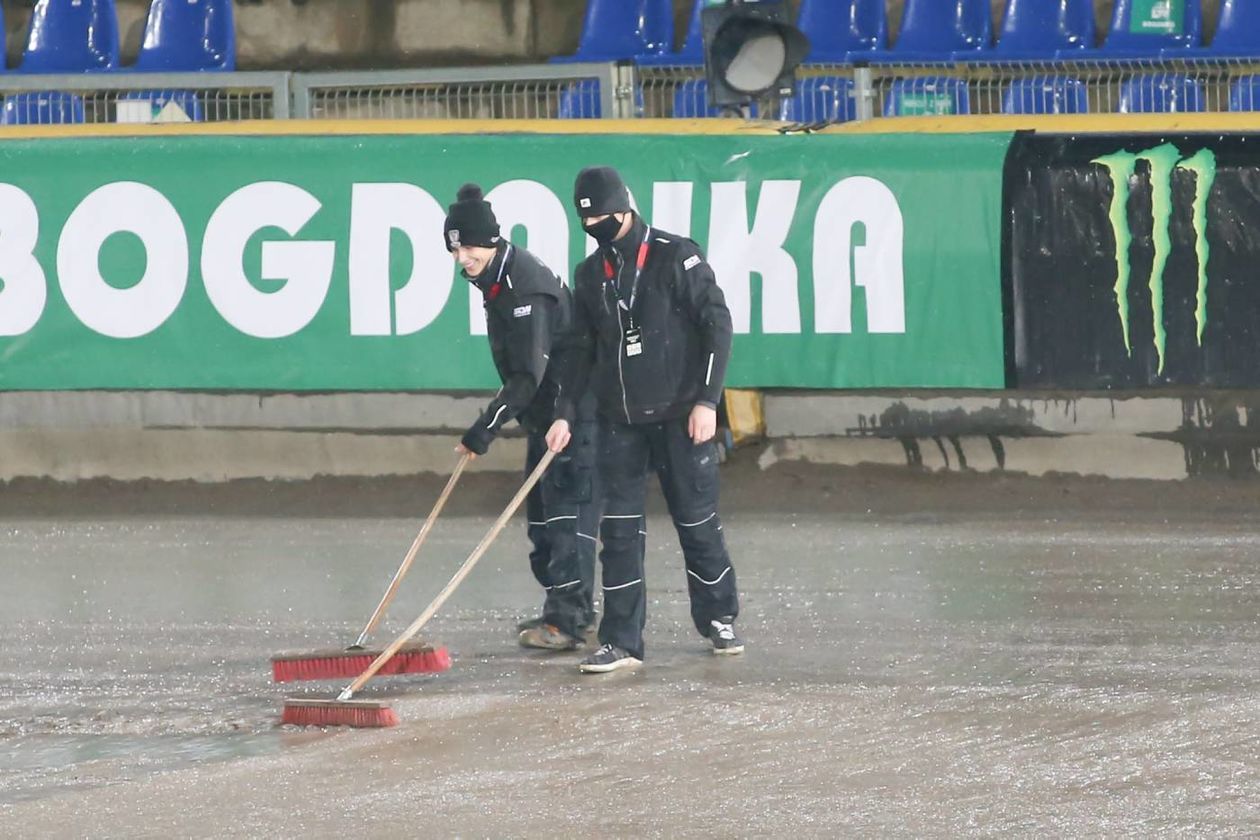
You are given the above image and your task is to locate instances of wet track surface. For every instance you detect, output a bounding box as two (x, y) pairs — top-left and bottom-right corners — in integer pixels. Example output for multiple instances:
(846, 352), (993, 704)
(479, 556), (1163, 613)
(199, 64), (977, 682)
(2, 463), (1259, 836)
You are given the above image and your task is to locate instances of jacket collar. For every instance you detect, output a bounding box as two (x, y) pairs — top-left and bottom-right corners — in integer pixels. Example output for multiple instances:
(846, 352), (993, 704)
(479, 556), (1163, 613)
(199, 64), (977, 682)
(603, 212), (647, 265)
(466, 240), (512, 296)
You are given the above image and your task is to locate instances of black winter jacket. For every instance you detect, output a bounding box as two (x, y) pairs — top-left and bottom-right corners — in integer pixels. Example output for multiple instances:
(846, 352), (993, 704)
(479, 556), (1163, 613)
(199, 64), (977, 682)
(558, 215), (733, 425)
(461, 242), (574, 454)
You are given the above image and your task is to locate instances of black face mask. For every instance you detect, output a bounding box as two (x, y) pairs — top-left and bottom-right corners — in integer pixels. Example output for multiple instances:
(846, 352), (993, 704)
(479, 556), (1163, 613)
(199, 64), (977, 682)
(583, 214), (623, 246)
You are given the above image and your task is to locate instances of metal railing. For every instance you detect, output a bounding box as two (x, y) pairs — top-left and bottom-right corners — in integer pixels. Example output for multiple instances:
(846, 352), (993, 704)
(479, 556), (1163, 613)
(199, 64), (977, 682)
(864, 57), (1260, 117)
(290, 64), (635, 120)
(0, 72), (290, 124)
(0, 60), (1255, 128)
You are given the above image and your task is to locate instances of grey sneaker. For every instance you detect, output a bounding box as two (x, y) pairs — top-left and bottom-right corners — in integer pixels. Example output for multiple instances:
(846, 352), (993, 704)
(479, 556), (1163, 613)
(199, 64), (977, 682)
(708, 619), (744, 655)
(516, 615), (546, 633)
(519, 623), (582, 651)
(578, 644), (642, 673)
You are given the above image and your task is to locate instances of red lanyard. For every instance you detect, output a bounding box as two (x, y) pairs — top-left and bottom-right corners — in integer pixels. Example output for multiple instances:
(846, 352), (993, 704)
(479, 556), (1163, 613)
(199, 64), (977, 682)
(602, 226), (651, 314)
(485, 243), (513, 301)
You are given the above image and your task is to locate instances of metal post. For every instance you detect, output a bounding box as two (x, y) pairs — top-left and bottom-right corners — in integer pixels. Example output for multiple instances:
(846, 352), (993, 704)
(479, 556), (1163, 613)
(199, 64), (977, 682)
(853, 65), (875, 122)
(272, 72), (292, 119)
(609, 62), (639, 119)
(289, 74), (311, 119)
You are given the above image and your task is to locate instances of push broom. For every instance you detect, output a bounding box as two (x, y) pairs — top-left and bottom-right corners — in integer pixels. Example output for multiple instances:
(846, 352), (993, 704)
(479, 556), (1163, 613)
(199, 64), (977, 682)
(281, 449), (555, 727)
(271, 453), (471, 683)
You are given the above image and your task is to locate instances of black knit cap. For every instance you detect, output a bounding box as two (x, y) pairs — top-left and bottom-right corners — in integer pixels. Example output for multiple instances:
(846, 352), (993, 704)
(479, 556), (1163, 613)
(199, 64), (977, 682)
(443, 183), (500, 251)
(573, 166), (631, 217)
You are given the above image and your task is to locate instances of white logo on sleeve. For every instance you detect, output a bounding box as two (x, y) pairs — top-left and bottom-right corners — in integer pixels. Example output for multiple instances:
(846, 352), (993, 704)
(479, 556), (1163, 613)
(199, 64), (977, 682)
(579, 198), (592, 208)
(513, 304), (532, 318)
(683, 255), (701, 270)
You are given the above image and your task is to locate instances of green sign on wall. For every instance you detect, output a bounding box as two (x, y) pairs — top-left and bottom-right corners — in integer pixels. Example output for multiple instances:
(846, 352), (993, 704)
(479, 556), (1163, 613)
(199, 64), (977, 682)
(0, 130), (1010, 390)
(1129, 0), (1184, 34)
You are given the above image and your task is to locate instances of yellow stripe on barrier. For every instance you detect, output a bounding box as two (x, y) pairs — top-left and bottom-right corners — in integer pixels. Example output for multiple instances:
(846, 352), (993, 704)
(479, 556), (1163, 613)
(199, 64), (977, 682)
(819, 112), (1260, 135)
(0, 112), (1256, 142)
(0, 118), (788, 141)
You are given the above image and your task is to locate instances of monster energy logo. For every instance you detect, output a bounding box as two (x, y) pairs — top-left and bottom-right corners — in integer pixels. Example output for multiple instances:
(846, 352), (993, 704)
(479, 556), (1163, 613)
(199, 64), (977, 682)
(1093, 143), (1216, 374)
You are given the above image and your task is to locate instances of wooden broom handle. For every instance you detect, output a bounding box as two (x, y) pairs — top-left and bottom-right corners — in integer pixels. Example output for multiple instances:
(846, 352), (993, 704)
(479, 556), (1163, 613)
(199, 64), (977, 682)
(351, 453), (471, 648)
(339, 449), (556, 701)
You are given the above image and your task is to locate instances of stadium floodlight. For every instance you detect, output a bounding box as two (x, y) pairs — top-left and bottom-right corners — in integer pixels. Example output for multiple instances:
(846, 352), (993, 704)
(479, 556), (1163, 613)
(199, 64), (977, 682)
(701, 0), (810, 110)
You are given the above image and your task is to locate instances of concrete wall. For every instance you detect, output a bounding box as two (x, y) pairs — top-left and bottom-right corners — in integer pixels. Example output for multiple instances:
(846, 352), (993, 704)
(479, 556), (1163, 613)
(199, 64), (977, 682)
(761, 392), (1260, 481)
(1, 390), (1257, 482)
(1, 0), (587, 71)
(0, 392), (525, 481)
(0, 1), (1226, 72)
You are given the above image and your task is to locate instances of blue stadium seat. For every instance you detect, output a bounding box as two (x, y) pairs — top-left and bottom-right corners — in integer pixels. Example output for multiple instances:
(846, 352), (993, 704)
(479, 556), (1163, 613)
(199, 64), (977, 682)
(778, 76), (856, 122)
(134, 0), (235, 72)
(1002, 77), (1089, 114)
(883, 77), (971, 115)
(1118, 73), (1204, 112)
(671, 79), (758, 118)
(643, 0), (673, 56)
(18, 0), (119, 73)
(638, 0), (703, 65)
(557, 80), (643, 118)
(798, 0), (887, 64)
(1172, 0), (1260, 58)
(119, 89), (205, 122)
(554, 0), (670, 62)
(866, 0), (992, 63)
(2, 92), (85, 124)
(673, 79), (715, 117)
(1228, 76), (1260, 111)
(988, 0), (1095, 59)
(558, 80), (601, 118)
(1102, 0), (1202, 55)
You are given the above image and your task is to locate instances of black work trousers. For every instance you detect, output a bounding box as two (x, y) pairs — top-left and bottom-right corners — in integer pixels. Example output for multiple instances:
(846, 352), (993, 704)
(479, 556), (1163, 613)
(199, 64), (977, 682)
(596, 415), (739, 660)
(523, 397), (601, 639)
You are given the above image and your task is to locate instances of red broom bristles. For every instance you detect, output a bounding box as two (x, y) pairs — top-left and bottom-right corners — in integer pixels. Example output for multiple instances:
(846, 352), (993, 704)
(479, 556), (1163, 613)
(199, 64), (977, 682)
(271, 644), (452, 683)
(281, 699), (399, 728)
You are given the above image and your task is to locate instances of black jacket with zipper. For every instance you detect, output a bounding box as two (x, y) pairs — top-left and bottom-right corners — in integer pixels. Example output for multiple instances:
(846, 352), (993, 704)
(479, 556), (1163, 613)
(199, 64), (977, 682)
(558, 214), (733, 426)
(462, 241), (575, 455)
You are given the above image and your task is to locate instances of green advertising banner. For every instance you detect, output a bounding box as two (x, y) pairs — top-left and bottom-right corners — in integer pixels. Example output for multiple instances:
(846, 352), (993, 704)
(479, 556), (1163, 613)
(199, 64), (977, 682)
(0, 129), (1009, 390)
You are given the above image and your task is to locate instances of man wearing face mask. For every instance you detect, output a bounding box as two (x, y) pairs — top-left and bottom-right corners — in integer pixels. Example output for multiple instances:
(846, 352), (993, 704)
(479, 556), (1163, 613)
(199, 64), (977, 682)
(546, 166), (742, 674)
(444, 183), (601, 652)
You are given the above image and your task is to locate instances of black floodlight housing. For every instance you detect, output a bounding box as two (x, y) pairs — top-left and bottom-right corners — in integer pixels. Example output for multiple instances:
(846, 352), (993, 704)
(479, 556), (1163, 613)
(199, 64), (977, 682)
(701, 0), (810, 109)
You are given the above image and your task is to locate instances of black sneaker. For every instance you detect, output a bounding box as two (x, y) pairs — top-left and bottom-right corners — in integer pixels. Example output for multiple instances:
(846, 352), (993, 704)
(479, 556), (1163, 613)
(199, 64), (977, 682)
(578, 644), (642, 673)
(708, 618), (744, 655)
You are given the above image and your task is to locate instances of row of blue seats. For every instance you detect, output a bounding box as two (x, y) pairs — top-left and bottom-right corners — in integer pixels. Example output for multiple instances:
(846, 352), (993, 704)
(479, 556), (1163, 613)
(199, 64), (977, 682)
(1, 0), (233, 73)
(557, 74), (1260, 121)
(563, 0), (1260, 66)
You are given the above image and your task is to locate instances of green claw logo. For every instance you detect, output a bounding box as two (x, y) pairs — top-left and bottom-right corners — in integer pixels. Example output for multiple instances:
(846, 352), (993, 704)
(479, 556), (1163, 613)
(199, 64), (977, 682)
(1092, 143), (1216, 374)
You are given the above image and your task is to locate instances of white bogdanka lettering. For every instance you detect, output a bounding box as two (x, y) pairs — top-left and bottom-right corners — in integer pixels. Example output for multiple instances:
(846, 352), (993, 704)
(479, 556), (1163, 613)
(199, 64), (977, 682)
(0, 177), (906, 339)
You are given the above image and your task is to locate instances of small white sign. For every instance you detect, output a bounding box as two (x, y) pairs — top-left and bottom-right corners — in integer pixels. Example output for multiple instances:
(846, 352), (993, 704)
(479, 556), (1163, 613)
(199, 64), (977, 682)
(115, 100), (153, 124)
(683, 255), (701, 270)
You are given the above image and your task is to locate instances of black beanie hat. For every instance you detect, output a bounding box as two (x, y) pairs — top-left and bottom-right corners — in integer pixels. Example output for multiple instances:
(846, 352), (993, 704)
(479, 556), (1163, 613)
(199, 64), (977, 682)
(573, 166), (631, 217)
(443, 183), (500, 251)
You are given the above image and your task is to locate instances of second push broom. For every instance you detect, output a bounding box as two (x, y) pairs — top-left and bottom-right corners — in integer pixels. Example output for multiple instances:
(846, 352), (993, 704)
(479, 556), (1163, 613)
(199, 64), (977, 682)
(280, 449), (555, 727)
(270, 453), (471, 683)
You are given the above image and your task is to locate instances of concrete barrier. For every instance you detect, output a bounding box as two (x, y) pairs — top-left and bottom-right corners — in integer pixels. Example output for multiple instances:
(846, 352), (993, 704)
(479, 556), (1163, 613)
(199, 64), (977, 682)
(762, 392), (1260, 481)
(3, 390), (1257, 482)
(0, 391), (522, 481)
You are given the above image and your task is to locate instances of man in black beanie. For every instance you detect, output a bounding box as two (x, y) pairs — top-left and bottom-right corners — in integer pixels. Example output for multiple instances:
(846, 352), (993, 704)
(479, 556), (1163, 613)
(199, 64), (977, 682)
(547, 166), (742, 673)
(444, 183), (601, 652)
